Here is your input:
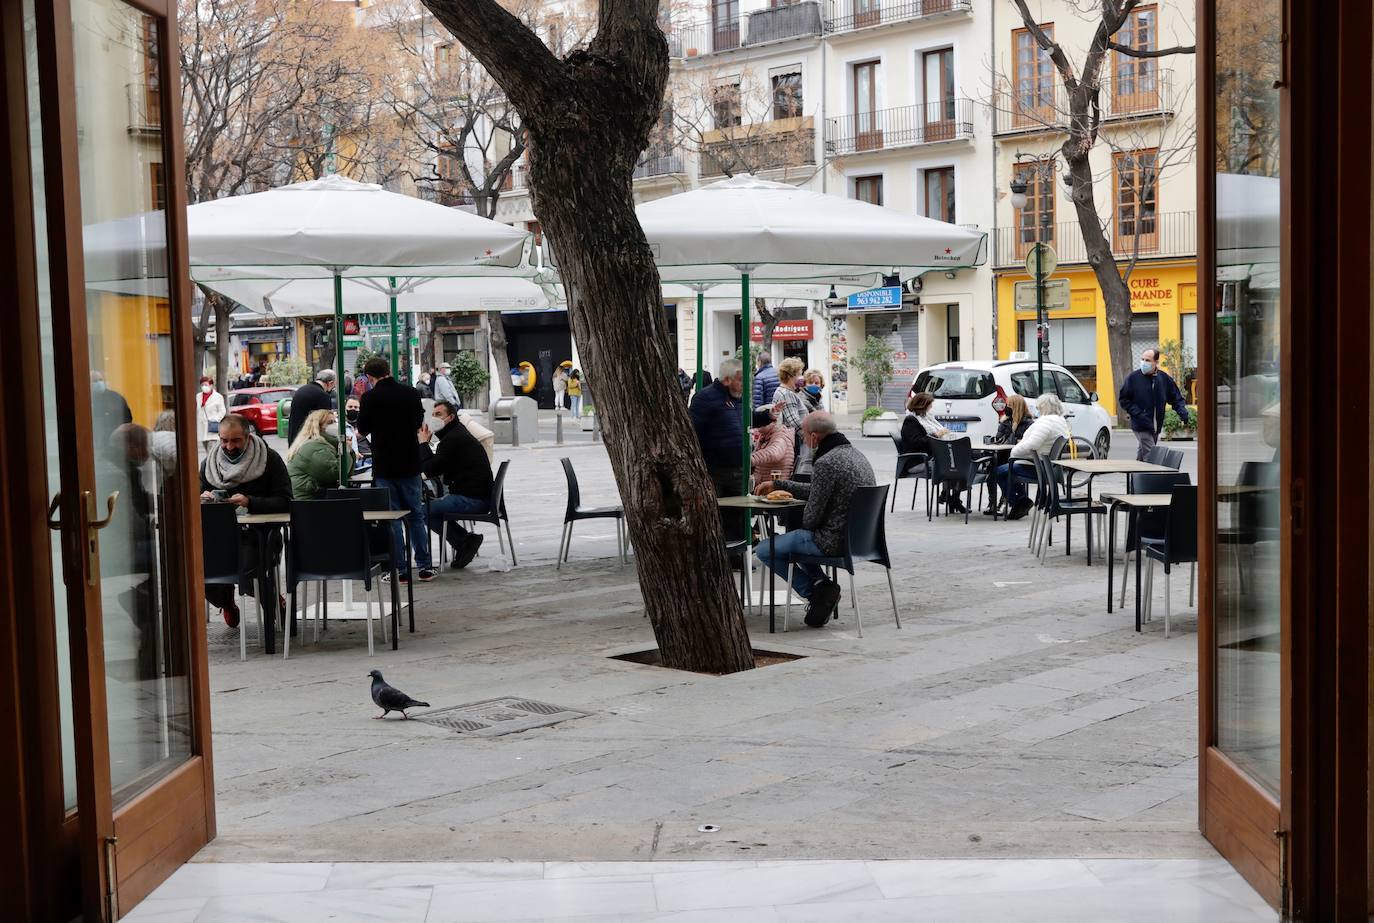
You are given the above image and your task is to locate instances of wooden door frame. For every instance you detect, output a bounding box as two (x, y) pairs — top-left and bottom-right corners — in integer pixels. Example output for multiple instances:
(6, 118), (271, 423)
(25, 0), (215, 917)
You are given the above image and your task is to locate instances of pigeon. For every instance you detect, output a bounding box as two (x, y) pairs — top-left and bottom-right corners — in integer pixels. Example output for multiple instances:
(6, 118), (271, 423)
(368, 669), (429, 719)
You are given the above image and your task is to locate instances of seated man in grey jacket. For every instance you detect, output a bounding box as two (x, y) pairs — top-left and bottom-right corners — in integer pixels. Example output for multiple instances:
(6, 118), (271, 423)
(755, 412), (875, 628)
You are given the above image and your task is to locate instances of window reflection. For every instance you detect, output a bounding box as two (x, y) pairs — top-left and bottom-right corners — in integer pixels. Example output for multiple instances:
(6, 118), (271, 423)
(1212, 0), (1282, 794)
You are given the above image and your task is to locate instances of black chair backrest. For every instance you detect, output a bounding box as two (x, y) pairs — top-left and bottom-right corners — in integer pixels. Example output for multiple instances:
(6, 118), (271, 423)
(324, 487), (392, 511)
(1144, 444), (1170, 466)
(1048, 435), (1069, 460)
(845, 484), (891, 567)
(1234, 460), (1279, 536)
(889, 432), (925, 478)
(287, 499), (371, 582)
(1128, 471), (1191, 543)
(1163, 448), (1185, 470)
(200, 503), (242, 583)
(491, 460), (511, 517)
(1166, 485), (1199, 563)
(930, 436), (972, 481)
(560, 457), (580, 517)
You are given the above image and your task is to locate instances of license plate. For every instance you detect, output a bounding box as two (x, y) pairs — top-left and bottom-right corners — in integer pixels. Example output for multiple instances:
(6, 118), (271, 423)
(947, 422), (967, 432)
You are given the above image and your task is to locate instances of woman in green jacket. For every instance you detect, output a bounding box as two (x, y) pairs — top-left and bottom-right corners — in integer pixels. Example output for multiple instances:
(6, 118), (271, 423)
(287, 409), (354, 499)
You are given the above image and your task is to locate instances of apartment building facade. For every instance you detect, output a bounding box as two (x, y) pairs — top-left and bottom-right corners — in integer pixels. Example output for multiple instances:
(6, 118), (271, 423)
(989, 0), (1197, 416)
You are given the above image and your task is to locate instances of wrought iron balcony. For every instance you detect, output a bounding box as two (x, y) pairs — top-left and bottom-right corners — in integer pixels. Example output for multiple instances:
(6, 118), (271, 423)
(126, 82), (161, 135)
(633, 152), (686, 179)
(992, 210), (1196, 268)
(994, 68), (1175, 136)
(700, 127), (816, 177)
(824, 0), (971, 34)
(825, 99), (974, 156)
(669, 1), (821, 57)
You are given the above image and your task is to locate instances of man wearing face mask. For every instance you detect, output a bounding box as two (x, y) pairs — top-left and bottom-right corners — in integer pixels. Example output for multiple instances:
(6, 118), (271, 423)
(418, 400), (492, 569)
(199, 413), (292, 627)
(1118, 347), (1191, 461)
(287, 368), (337, 445)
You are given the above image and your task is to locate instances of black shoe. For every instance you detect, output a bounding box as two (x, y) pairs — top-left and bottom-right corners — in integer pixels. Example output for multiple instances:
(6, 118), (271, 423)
(947, 497), (968, 514)
(451, 533), (483, 570)
(1006, 500), (1033, 521)
(444, 525), (463, 554)
(416, 567), (438, 582)
(804, 579), (841, 627)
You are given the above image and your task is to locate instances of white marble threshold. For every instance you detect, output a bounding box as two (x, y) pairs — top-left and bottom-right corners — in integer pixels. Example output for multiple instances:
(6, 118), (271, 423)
(125, 858), (1277, 923)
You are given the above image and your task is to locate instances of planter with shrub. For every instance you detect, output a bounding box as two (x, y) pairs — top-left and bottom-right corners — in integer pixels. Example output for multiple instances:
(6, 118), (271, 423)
(1162, 404), (1199, 441)
(860, 406), (899, 437)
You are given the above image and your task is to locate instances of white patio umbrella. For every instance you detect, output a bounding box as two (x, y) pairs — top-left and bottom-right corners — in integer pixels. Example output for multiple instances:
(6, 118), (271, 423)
(186, 174), (532, 480)
(206, 276), (556, 317)
(636, 174), (988, 492)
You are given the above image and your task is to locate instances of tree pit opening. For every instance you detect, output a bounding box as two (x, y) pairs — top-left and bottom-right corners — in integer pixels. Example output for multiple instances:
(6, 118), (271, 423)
(610, 648), (805, 675)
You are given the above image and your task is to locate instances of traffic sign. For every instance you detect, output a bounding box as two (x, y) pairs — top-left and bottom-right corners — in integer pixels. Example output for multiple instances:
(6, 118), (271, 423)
(847, 286), (903, 310)
(1014, 279), (1070, 310)
(1024, 242), (1058, 278)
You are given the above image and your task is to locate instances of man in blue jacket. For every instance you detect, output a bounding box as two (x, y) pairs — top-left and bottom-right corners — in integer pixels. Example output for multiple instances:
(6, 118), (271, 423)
(752, 354), (779, 412)
(1118, 347), (1190, 461)
(690, 358), (746, 535)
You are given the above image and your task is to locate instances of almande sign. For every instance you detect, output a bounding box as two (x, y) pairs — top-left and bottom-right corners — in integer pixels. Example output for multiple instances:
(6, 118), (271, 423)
(1129, 275), (1178, 312)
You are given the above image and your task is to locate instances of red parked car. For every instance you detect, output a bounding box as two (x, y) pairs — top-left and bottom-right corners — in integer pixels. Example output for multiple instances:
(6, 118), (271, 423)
(227, 387), (296, 435)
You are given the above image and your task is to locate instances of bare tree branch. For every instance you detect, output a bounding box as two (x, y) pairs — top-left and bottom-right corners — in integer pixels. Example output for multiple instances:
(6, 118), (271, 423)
(1109, 41), (1196, 57)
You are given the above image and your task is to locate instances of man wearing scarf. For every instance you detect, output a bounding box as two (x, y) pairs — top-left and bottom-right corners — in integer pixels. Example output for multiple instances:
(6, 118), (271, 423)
(753, 412), (876, 628)
(199, 413), (291, 627)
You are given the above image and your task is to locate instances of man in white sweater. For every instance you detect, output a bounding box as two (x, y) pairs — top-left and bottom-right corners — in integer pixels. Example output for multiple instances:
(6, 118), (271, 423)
(1001, 394), (1072, 520)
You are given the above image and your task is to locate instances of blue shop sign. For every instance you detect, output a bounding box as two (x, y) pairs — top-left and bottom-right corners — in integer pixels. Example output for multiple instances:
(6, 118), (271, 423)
(847, 286), (902, 310)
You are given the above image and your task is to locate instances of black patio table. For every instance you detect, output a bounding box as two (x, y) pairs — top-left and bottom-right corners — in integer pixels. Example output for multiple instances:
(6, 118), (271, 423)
(717, 495), (807, 634)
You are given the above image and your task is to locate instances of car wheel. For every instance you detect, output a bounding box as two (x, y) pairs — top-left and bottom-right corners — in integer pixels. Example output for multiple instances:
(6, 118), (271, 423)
(1094, 428), (1110, 459)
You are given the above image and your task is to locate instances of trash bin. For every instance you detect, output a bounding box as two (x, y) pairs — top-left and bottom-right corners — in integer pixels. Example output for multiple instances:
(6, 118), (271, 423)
(276, 398), (292, 438)
(491, 396), (538, 445)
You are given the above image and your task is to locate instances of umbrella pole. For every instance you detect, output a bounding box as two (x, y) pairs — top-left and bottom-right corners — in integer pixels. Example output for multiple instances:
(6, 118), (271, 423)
(388, 275), (400, 382)
(694, 289), (705, 393)
(334, 271), (347, 485)
(741, 272), (752, 510)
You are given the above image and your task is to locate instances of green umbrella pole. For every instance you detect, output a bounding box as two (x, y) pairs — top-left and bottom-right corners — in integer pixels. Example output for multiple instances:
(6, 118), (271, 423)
(741, 272), (752, 507)
(334, 271), (347, 485)
(388, 276), (400, 380)
(694, 289), (705, 393)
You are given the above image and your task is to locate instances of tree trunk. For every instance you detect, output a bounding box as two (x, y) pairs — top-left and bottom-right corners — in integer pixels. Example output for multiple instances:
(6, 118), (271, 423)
(213, 295), (234, 397)
(756, 297), (778, 356)
(425, 0), (754, 674)
(486, 312), (515, 398)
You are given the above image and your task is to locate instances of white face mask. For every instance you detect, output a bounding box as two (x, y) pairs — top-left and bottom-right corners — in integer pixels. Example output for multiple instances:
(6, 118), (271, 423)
(431, 416), (449, 432)
(201, 384), (211, 394)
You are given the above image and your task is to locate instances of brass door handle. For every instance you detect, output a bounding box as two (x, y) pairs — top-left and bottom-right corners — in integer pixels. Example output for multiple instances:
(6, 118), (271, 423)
(82, 490), (119, 586)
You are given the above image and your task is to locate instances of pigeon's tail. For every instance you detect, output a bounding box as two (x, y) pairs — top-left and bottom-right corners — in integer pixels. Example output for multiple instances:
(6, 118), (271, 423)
(410, 700), (430, 708)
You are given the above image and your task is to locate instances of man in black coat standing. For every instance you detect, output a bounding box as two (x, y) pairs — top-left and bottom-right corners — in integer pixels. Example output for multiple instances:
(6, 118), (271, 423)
(286, 368), (338, 445)
(355, 357), (435, 581)
(1118, 347), (1191, 461)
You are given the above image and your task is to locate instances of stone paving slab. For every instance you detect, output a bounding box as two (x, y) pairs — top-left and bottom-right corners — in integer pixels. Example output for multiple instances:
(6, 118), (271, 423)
(201, 434), (1208, 861)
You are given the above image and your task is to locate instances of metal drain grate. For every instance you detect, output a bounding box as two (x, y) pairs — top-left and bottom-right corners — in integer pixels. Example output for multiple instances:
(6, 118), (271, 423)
(412, 697), (589, 738)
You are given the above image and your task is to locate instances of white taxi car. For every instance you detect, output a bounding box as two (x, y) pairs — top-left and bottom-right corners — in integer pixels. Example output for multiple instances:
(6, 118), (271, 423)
(909, 356), (1115, 458)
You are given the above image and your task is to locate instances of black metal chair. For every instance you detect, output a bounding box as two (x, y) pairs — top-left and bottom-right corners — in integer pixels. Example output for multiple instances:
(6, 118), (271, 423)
(927, 437), (991, 523)
(1217, 461), (1279, 594)
(1117, 471), (1192, 610)
(1141, 485), (1199, 637)
(324, 487), (409, 634)
(284, 499), (384, 658)
(1031, 453), (1107, 564)
(558, 457), (626, 568)
(201, 502), (262, 661)
(783, 484), (900, 637)
(724, 540), (755, 614)
(1144, 444), (1185, 470)
(887, 432), (930, 513)
(462, 459), (518, 565)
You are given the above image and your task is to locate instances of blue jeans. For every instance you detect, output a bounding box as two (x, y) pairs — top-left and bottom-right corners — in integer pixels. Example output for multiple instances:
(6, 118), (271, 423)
(570, 394), (582, 418)
(375, 476), (431, 570)
(428, 494), (489, 543)
(996, 461), (1037, 504)
(753, 528), (827, 599)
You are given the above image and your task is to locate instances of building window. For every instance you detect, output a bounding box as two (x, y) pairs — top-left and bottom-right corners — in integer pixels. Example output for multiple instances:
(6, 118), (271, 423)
(852, 60), (881, 150)
(923, 166), (955, 224)
(712, 78), (741, 128)
(771, 68), (803, 121)
(434, 42), (454, 79)
(1013, 25), (1055, 127)
(1013, 160), (1055, 258)
(712, 0), (740, 51)
(1114, 149), (1159, 251)
(853, 174), (883, 205)
(922, 48), (955, 139)
(1113, 5), (1158, 112)
(149, 162), (166, 212)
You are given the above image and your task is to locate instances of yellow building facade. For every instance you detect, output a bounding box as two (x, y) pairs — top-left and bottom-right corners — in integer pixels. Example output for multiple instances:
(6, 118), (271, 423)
(995, 261), (1197, 418)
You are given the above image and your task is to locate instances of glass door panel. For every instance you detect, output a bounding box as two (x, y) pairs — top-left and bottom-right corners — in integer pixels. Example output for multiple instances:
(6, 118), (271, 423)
(71, 0), (193, 806)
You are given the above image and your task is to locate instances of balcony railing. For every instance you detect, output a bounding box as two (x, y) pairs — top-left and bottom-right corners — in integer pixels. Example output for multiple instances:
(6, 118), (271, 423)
(669, 1), (821, 57)
(126, 82), (161, 135)
(992, 210), (1196, 268)
(825, 99), (974, 156)
(512, 162), (531, 190)
(700, 129), (816, 177)
(1101, 67), (1175, 120)
(992, 84), (1071, 136)
(633, 152), (686, 179)
(994, 68), (1175, 135)
(824, 0), (971, 34)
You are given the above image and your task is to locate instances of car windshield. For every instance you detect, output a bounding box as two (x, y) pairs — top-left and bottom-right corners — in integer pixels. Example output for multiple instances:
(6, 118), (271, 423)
(229, 394), (256, 407)
(914, 369), (995, 399)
